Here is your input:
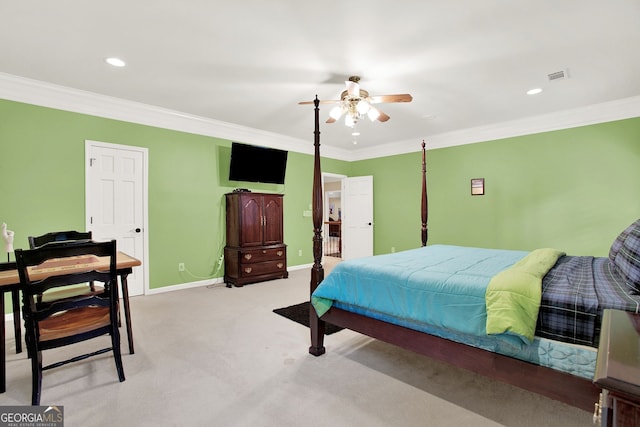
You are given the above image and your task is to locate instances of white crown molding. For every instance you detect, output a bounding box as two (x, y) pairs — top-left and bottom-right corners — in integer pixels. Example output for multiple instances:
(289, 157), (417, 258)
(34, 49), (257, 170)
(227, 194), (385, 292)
(0, 72), (314, 153)
(2, 72), (639, 162)
(347, 95), (640, 161)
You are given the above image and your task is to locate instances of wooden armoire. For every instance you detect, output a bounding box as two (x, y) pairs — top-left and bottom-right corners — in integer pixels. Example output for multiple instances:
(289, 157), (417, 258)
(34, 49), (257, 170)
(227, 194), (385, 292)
(224, 192), (288, 287)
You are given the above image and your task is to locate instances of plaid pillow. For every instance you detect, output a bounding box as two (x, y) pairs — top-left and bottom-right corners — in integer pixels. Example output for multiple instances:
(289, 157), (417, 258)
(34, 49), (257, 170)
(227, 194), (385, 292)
(609, 219), (640, 291)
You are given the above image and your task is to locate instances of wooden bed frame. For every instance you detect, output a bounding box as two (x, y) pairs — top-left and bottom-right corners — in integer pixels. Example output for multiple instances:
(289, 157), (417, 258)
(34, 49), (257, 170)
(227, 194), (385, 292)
(306, 97), (600, 412)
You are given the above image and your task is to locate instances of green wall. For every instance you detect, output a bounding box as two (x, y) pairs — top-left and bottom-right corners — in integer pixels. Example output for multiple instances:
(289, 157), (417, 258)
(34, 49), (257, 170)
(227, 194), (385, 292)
(350, 152), (424, 253)
(1, 97), (638, 302)
(353, 118), (640, 257)
(0, 99), (350, 293)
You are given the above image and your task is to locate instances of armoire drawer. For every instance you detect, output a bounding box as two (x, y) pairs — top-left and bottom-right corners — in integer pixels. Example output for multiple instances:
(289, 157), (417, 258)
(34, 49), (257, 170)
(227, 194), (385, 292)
(239, 260), (286, 277)
(239, 246), (286, 264)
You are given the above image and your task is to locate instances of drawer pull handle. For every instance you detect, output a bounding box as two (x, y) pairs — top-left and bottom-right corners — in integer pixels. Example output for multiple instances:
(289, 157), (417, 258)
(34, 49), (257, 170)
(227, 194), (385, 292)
(277, 251), (283, 256)
(262, 250), (267, 254)
(244, 254), (252, 260)
(244, 267), (253, 274)
(277, 263), (284, 269)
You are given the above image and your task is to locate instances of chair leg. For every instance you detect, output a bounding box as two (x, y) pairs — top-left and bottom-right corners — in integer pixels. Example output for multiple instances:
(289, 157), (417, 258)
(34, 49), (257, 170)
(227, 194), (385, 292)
(11, 289), (22, 354)
(111, 328), (126, 382)
(25, 326), (34, 359)
(31, 349), (43, 406)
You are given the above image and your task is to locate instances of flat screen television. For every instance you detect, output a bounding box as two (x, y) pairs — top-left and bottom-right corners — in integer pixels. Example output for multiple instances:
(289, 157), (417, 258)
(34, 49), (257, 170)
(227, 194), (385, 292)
(228, 142), (288, 185)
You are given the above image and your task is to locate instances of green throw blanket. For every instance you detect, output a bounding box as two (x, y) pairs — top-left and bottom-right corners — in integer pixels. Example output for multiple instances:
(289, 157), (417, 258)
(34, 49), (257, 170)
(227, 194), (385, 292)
(485, 248), (565, 343)
(311, 295), (332, 318)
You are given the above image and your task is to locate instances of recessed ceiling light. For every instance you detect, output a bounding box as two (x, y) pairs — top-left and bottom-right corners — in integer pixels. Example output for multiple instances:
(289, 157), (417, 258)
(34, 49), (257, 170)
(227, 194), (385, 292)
(526, 88), (542, 95)
(105, 57), (126, 67)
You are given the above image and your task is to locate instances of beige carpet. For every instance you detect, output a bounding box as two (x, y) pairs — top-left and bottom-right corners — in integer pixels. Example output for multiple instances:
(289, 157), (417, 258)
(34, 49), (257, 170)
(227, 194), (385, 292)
(0, 263), (593, 426)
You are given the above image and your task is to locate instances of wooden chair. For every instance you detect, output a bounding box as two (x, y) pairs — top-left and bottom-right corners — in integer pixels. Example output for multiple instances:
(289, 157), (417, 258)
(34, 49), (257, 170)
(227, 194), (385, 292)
(28, 230), (92, 249)
(15, 240), (125, 405)
(25, 231), (104, 360)
(28, 231), (100, 303)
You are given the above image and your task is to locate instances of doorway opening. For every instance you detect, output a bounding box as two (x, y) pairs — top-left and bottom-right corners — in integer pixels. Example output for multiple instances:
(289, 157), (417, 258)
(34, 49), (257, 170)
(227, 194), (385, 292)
(322, 173), (345, 261)
(321, 173), (374, 263)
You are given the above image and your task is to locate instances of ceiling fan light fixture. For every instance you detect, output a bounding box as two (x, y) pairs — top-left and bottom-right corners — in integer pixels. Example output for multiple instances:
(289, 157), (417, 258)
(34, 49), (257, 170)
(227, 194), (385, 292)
(367, 107), (380, 122)
(345, 114), (356, 127)
(356, 100), (371, 115)
(329, 105), (344, 120)
(345, 78), (360, 97)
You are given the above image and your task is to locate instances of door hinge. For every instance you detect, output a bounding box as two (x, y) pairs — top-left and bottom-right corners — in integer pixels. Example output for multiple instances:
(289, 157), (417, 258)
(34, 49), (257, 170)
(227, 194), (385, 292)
(89, 157), (96, 166)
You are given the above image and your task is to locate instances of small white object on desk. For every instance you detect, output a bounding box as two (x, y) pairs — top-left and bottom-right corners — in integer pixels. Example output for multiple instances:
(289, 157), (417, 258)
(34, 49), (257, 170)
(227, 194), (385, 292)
(1, 223), (14, 261)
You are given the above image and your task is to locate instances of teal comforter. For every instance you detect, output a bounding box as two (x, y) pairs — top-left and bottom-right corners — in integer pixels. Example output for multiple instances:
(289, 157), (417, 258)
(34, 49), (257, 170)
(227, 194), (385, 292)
(312, 245), (561, 347)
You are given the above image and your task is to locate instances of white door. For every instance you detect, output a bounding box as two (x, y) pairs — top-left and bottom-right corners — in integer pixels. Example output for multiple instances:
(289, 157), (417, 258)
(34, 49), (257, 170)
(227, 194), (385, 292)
(85, 140), (147, 296)
(341, 176), (374, 260)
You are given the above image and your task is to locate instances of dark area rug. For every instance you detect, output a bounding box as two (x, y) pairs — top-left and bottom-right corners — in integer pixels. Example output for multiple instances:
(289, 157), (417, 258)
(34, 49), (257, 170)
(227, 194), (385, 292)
(273, 301), (344, 335)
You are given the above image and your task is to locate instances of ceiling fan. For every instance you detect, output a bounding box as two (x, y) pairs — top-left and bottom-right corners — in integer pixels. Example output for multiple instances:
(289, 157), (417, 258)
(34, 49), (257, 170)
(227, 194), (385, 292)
(299, 76), (412, 127)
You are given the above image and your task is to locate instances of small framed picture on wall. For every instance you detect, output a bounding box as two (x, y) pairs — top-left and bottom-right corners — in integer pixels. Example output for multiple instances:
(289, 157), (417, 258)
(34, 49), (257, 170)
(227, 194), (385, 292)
(471, 178), (485, 196)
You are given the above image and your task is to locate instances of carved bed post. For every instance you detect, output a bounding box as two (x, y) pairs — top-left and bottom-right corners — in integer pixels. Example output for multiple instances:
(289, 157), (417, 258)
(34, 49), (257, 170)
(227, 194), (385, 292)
(309, 96), (326, 356)
(421, 140), (428, 246)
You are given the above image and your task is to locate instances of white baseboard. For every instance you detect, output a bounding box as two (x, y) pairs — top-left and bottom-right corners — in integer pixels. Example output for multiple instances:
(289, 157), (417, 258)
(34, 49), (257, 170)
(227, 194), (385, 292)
(144, 263), (312, 295)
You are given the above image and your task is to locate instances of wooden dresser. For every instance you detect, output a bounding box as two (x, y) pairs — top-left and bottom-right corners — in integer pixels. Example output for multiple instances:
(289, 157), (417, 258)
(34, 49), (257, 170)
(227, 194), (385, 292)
(594, 309), (640, 426)
(224, 192), (288, 287)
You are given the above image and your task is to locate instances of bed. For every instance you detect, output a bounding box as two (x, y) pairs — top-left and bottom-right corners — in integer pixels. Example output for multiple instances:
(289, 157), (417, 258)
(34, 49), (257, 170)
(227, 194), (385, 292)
(305, 97), (640, 411)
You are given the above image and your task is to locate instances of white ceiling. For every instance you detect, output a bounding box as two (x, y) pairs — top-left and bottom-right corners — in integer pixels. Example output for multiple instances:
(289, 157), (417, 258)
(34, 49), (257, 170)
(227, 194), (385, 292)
(2, 1), (640, 156)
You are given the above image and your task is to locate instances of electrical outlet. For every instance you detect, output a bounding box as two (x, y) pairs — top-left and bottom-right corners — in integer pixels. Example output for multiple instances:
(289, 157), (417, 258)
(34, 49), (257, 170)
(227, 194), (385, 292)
(391, 247), (396, 253)
(178, 262), (185, 272)
(298, 249), (302, 256)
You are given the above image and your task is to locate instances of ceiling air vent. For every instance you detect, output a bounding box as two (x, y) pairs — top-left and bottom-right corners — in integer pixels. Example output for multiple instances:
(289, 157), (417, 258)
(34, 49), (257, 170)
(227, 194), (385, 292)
(547, 69), (569, 81)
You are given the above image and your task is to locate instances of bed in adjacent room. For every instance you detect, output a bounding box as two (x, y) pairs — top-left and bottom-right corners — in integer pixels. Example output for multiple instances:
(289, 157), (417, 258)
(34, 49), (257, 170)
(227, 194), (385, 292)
(304, 97), (640, 412)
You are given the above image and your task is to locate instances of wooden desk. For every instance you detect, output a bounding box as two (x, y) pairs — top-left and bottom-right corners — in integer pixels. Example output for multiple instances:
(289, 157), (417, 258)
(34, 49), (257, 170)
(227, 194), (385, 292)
(595, 309), (640, 426)
(0, 251), (141, 393)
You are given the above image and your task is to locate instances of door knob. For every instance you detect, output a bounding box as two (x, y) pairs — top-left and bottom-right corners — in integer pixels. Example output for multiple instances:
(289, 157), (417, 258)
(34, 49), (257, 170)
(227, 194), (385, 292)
(134, 228), (141, 233)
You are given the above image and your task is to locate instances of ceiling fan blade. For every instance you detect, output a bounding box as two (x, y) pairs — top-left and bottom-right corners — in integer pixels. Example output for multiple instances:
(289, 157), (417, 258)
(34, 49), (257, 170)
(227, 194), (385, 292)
(376, 110), (391, 122)
(369, 94), (413, 104)
(298, 99), (341, 105)
(326, 117), (337, 124)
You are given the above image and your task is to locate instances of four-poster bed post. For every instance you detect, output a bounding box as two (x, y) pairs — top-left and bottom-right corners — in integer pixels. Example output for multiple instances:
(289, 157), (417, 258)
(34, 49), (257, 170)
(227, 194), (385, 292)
(421, 140), (428, 247)
(309, 96), (326, 356)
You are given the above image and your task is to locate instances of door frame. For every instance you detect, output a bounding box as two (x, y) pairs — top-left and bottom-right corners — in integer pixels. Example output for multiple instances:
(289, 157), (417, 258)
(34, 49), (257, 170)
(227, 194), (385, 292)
(84, 140), (149, 295)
